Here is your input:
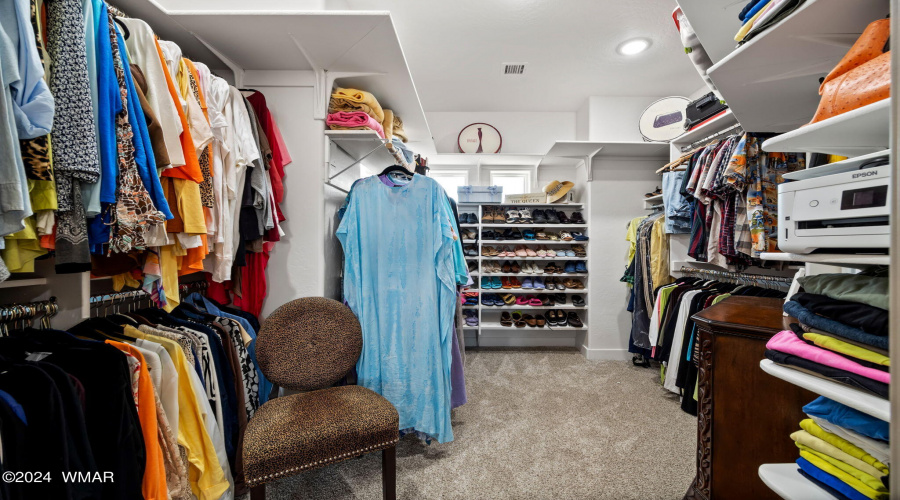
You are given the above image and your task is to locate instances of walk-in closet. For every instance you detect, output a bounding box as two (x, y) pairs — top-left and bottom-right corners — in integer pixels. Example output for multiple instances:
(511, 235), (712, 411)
(0, 0), (896, 498)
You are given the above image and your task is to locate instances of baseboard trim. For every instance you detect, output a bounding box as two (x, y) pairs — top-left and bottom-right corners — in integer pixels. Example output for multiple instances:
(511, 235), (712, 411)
(580, 345), (632, 361)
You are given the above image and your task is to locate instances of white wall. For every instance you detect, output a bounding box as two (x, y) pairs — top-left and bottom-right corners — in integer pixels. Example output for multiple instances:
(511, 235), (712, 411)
(258, 86), (327, 317)
(586, 95), (667, 142)
(427, 111), (576, 154)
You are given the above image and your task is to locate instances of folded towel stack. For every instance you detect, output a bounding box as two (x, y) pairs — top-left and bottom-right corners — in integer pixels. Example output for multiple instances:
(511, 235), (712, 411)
(791, 397), (889, 500)
(325, 111), (386, 138)
(326, 88), (413, 165)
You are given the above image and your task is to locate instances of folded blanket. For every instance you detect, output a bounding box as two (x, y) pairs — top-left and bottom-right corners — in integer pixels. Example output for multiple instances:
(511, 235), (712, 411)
(765, 349), (888, 398)
(797, 457), (873, 500)
(793, 292), (888, 336)
(812, 416), (891, 466)
(393, 114), (408, 142)
(804, 397), (889, 442)
(768, 331), (890, 384)
(792, 431), (887, 480)
(784, 300), (888, 351)
(382, 109), (395, 146)
(329, 87), (384, 123)
(799, 449), (888, 500)
(326, 112), (385, 139)
(800, 419), (890, 477)
(803, 332), (889, 369)
(798, 274), (889, 311)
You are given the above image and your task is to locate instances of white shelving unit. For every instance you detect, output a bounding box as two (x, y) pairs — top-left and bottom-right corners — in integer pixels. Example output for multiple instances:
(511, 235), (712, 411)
(458, 203), (589, 345)
(783, 150), (890, 181)
(762, 99), (890, 157)
(672, 109), (739, 146)
(760, 359), (889, 421)
(758, 464), (833, 500)
(760, 252), (890, 267)
(0, 278), (49, 289)
(703, 0), (889, 132)
(543, 141), (669, 181)
(643, 194), (663, 210)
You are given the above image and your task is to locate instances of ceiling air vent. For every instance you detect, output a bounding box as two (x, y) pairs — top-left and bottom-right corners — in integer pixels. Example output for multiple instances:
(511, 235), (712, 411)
(501, 63), (526, 76)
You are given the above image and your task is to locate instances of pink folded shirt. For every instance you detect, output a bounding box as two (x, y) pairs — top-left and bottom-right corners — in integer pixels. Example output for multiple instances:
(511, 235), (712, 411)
(767, 330), (890, 384)
(326, 111), (385, 138)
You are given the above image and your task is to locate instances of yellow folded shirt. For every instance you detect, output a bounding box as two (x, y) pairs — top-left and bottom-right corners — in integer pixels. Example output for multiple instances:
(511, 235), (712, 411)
(803, 332), (889, 367)
(800, 419), (890, 477)
(799, 449), (888, 500)
(329, 87), (384, 123)
(734, 5), (768, 42)
(792, 430), (886, 479)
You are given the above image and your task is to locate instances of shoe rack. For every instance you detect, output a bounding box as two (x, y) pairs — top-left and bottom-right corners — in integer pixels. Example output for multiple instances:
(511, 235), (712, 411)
(458, 203), (589, 347)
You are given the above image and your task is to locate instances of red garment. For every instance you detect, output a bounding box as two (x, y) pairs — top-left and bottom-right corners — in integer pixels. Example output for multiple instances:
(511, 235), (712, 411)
(205, 275), (233, 305)
(233, 249), (269, 317)
(246, 92), (291, 203)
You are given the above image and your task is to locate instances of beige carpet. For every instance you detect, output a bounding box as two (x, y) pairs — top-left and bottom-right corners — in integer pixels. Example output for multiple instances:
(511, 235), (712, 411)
(260, 349), (697, 499)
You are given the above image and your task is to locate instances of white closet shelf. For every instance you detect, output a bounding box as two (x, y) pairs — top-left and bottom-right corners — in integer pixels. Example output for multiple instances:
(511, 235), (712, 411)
(480, 240), (589, 245)
(760, 359), (889, 422)
(469, 289), (586, 294)
(542, 141), (669, 167)
(480, 323), (587, 331)
(759, 463), (833, 500)
(705, 0), (888, 133)
(480, 224), (588, 229)
(430, 153), (546, 167)
(0, 278), (49, 289)
(761, 99), (890, 157)
(672, 110), (740, 145)
(643, 194), (664, 210)
(760, 252), (889, 267)
(480, 273), (589, 277)
(325, 130), (394, 165)
(459, 202), (584, 208)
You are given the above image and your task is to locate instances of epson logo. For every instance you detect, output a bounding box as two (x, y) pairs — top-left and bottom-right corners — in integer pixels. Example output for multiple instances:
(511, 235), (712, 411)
(852, 170), (879, 179)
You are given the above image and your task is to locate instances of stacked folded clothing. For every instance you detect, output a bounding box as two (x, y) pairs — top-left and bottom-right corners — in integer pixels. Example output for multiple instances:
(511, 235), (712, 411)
(734, 0), (806, 45)
(393, 113), (408, 142)
(325, 111), (386, 138)
(328, 87), (385, 123)
(769, 273), (890, 396)
(791, 397), (889, 500)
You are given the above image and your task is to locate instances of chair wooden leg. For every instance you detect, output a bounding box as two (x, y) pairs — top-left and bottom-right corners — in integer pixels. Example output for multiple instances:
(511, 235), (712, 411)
(382, 445), (397, 500)
(250, 484), (266, 500)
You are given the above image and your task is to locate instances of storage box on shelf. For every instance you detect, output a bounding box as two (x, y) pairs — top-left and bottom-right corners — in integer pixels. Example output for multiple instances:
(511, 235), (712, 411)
(458, 202), (590, 345)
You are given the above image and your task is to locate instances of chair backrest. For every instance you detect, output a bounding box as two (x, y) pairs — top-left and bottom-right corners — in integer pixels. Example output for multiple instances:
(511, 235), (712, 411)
(256, 297), (362, 391)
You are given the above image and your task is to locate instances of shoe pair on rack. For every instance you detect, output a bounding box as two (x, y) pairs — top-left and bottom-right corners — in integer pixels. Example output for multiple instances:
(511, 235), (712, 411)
(534, 209), (560, 224)
(463, 310), (479, 326)
(518, 262), (541, 274)
(481, 293), (505, 306)
(570, 212), (586, 224)
(563, 261), (588, 273)
(464, 245), (478, 256)
(561, 278), (585, 289)
(544, 277), (568, 291)
(461, 229), (478, 240)
(503, 312), (547, 328)
(461, 213), (478, 224)
(547, 310), (584, 327)
(572, 245), (587, 257)
(504, 207), (533, 224)
(482, 206), (506, 223)
(572, 232), (589, 241)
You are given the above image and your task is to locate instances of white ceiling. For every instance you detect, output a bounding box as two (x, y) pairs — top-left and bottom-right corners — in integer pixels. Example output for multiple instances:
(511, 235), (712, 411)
(342, 0), (705, 112)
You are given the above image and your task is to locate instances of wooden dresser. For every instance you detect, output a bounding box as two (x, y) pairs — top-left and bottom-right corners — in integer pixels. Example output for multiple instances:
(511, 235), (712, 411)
(683, 296), (816, 500)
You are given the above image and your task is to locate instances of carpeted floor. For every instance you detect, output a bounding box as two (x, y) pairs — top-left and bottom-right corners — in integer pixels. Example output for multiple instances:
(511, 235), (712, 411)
(260, 349), (696, 499)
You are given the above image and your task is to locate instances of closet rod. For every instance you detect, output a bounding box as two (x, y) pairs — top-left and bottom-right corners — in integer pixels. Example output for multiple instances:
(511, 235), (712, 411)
(0, 297), (59, 332)
(680, 123), (744, 152)
(679, 266), (793, 287)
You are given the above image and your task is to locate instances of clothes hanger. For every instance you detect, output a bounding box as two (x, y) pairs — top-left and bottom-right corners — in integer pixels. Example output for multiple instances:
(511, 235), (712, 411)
(113, 16), (130, 39)
(380, 164), (414, 178)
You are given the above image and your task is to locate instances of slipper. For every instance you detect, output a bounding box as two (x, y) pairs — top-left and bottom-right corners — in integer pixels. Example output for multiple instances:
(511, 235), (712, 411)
(515, 245), (528, 257)
(524, 314), (537, 327)
(555, 309), (568, 326)
(523, 230), (536, 240)
(519, 208), (533, 224)
(548, 232), (559, 241)
(510, 229), (523, 240)
(529, 297), (544, 307)
(572, 232), (589, 241)
(525, 247), (537, 257)
(545, 277), (556, 290)
(510, 277), (522, 288)
(501, 277), (512, 289)
(516, 296), (530, 306)
(560, 231), (574, 241)
(572, 295), (585, 307)
(546, 210), (561, 224)
(505, 209), (519, 224)
(535, 314), (546, 327)
(536, 247), (547, 258)
(500, 312), (513, 327)
(565, 262), (577, 273)
(555, 279), (567, 290)
(511, 262), (522, 273)
(533, 277), (545, 290)
(493, 208), (507, 223)
(555, 294), (567, 304)
(567, 312), (584, 328)
(512, 312), (526, 328)
(501, 261), (512, 273)
(481, 207), (494, 223)
(547, 248), (557, 257)
(522, 277), (533, 289)
(501, 294), (516, 305)
(546, 310), (558, 326)
(536, 231), (549, 240)
(533, 210), (548, 224)
(575, 261), (587, 272)
(480, 277), (490, 289)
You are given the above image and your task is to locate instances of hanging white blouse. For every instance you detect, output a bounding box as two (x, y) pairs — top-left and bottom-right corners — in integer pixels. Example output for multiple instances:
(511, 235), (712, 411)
(119, 17), (185, 169)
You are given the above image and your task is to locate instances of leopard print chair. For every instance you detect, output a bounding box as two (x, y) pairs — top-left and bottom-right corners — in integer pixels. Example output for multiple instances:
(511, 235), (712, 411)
(243, 297), (399, 500)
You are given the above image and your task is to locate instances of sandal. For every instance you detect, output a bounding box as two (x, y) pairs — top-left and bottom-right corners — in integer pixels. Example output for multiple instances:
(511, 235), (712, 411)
(572, 232), (589, 241)
(515, 245), (528, 257)
(555, 293), (567, 304)
(501, 294), (517, 305)
(510, 277), (522, 288)
(535, 314), (546, 327)
(536, 247), (547, 258)
(529, 296), (543, 306)
(518, 208), (533, 224)
(545, 295), (556, 307)
(505, 208), (519, 224)
(516, 296), (530, 306)
(525, 246), (537, 257)
(544, 263), (557, 274)
(544, 277), (556, 290)
(548, 232), (560, 241)
(500, 312), (513, 327)
(567, 312), (584, 328)
(560, 231), (574, 241)
(546, 210), (561, 224)
(501, 261), (512, 273)
(533, 210), (548, 224)
(511, 261), (522, 273)
(572, 295), (585, 307)
(501, 277), (512, 289)
(536, 231), (549, 240)
(512, 312), (526, 328)
(521, 277), (533, 289)
(523, 230), (536, 240)
(546, 247), (557, 257)
(524, 314), (537, 327)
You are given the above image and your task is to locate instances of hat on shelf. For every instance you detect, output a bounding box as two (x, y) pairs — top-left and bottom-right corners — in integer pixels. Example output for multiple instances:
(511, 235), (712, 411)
(544, 180), (575, 203)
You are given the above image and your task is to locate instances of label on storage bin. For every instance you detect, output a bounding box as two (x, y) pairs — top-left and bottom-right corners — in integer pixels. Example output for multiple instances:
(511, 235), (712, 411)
(505, 193), (548, 204)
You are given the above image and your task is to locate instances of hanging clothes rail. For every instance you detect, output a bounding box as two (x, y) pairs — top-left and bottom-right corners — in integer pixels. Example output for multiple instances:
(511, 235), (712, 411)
(680, 123), (745, 152)
(678, 266), (793, 290)
(89, 290), (152, 316)
(0, 297), (59, 333)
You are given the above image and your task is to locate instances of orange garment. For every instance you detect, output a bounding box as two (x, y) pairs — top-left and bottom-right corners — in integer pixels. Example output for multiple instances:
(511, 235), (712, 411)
(107, 341), (168, 500)
(184, 59), (216, 230)
(153, 39), (203, 184)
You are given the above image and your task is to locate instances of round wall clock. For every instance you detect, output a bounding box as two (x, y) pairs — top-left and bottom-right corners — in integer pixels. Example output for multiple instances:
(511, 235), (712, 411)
(458, 123), (502, 154)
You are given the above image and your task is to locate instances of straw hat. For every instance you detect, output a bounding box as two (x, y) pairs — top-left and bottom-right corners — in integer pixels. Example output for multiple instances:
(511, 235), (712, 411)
(544, 180), (575, 203)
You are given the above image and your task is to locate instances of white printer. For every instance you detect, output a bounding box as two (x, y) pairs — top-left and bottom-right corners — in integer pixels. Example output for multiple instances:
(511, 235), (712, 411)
(778, 154), (890, 254)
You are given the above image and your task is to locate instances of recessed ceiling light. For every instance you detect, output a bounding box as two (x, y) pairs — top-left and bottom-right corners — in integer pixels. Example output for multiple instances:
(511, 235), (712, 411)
(617, 38), (651, 56)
